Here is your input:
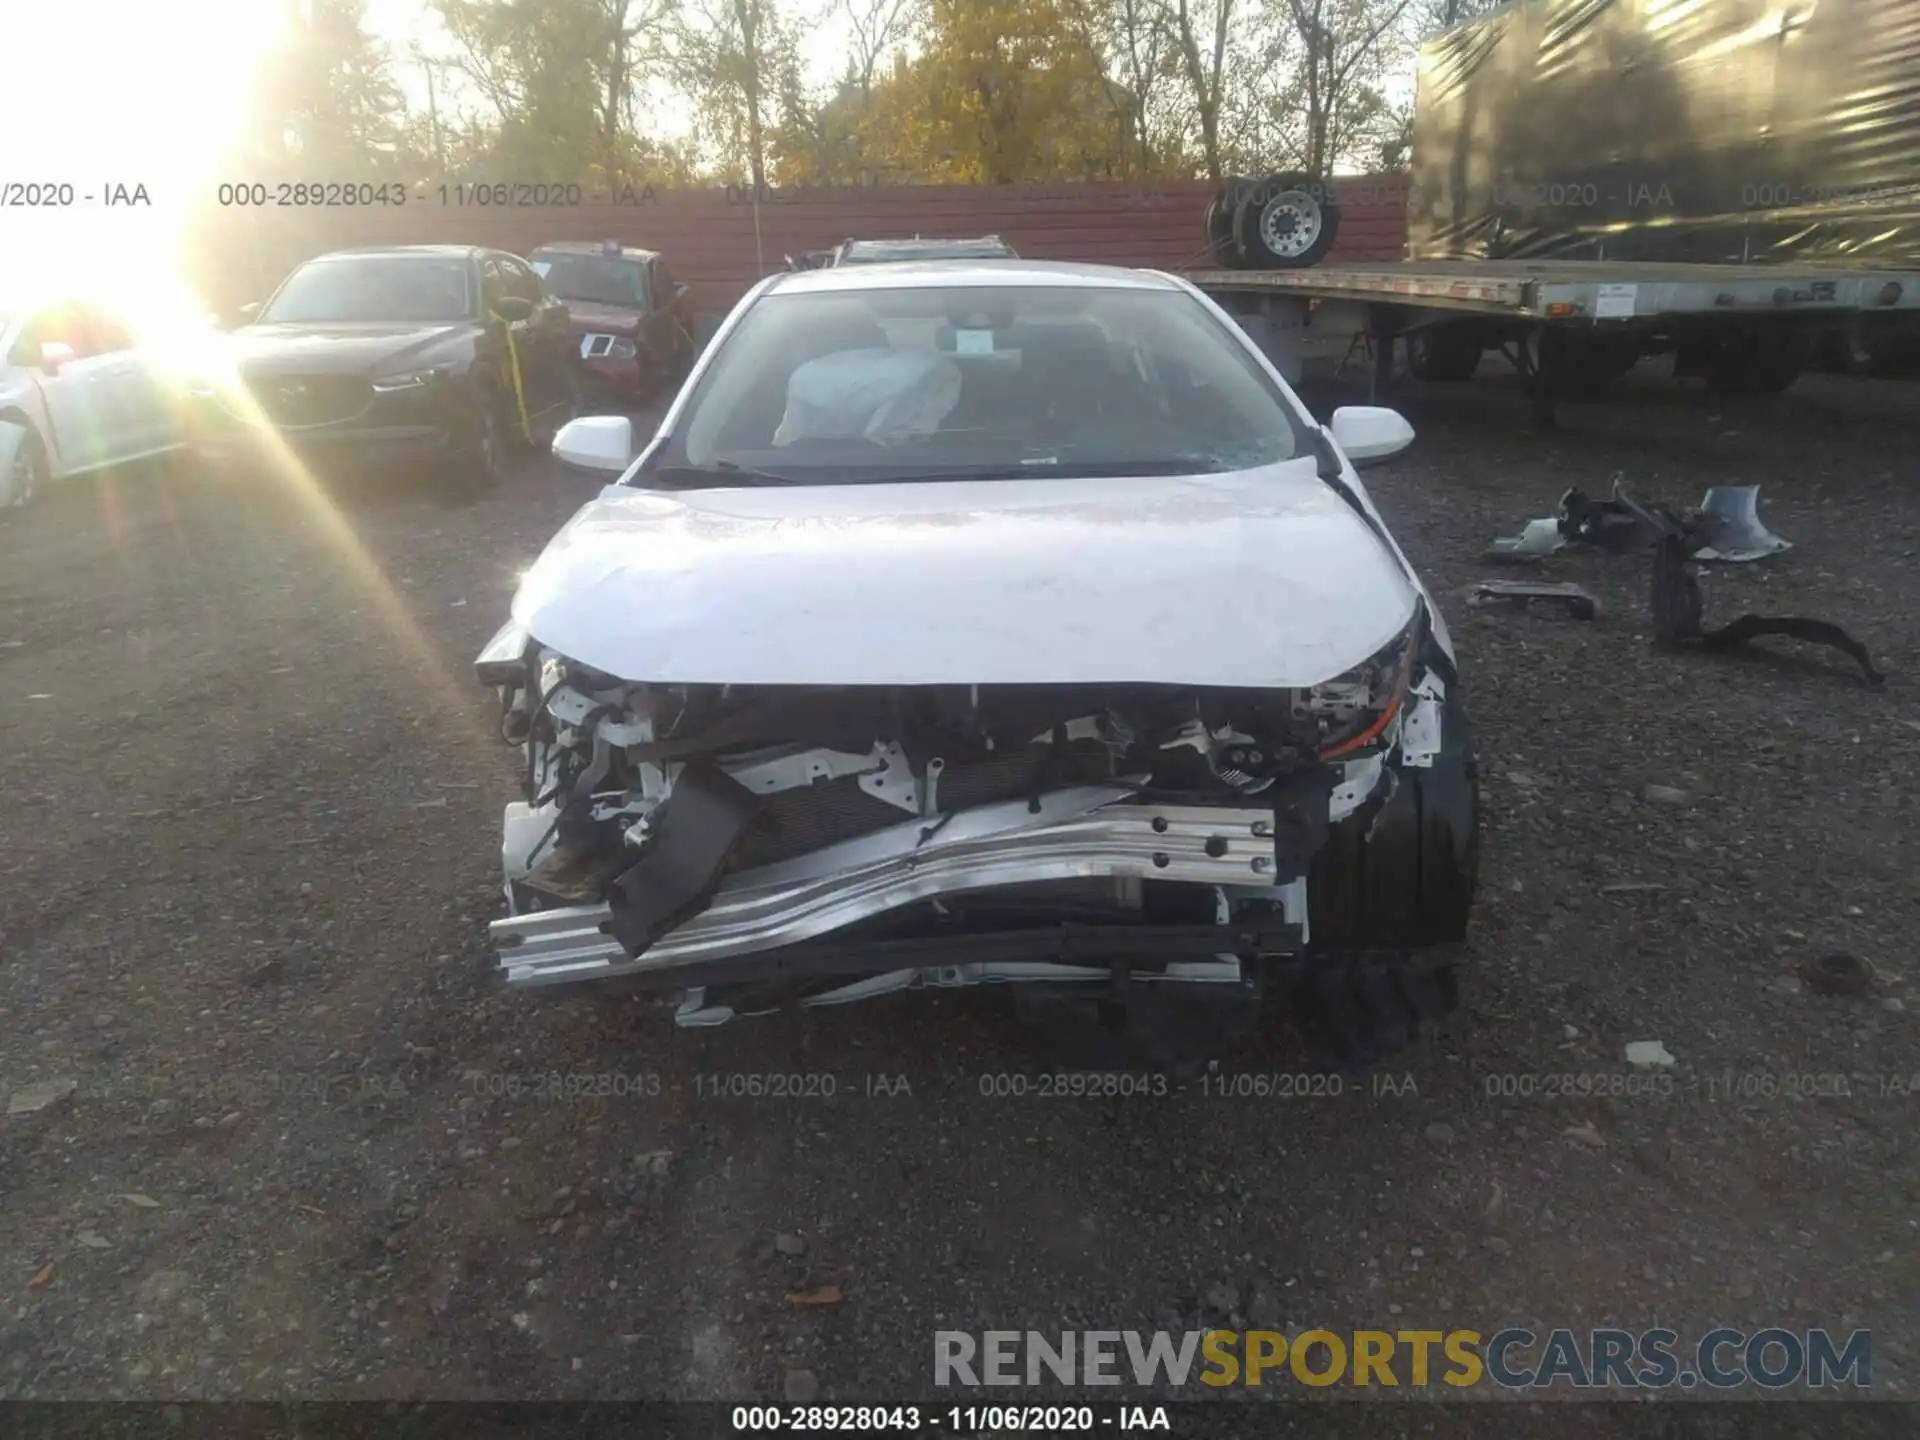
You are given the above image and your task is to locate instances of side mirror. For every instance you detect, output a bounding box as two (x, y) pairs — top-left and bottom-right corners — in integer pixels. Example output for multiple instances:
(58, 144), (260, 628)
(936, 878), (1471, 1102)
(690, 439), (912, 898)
(1327, 405), (1415, 467)
(39, 341), (77, 375)
(238, 301), (262, 322)
(493, 295), (534, 323)
(552, 415), (633, 474)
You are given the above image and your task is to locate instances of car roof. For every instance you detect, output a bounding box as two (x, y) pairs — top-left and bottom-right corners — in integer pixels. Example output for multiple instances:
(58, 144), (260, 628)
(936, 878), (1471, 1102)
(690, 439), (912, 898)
(308, 245), (484, 262)
(766, 259), (1185, 295)
(531, 241), (662, 262)
(836, 236), (1016, 262)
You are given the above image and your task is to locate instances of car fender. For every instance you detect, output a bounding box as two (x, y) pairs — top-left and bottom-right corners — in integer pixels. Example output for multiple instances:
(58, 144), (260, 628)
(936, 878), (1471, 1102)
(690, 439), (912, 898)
(1158, 273), (1455, 666)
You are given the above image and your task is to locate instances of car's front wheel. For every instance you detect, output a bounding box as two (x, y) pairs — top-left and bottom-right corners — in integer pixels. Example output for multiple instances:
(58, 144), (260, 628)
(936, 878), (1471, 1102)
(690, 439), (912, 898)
(2, 424), (46, 512)
(453, 387), (510, 488)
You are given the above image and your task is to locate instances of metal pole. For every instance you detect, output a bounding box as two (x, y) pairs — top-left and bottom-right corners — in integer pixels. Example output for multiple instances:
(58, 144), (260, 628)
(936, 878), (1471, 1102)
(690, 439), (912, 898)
(415, 48), (446, 180)
(753, 183), (765, 276)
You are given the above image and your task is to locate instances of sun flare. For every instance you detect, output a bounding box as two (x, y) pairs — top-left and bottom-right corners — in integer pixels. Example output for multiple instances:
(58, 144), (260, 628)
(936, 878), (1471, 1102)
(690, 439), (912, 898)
(3, 1), (290, 349)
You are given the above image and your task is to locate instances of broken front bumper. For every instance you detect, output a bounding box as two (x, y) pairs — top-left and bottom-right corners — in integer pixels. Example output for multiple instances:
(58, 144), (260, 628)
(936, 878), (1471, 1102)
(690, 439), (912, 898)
(490, 785), (1307, 989)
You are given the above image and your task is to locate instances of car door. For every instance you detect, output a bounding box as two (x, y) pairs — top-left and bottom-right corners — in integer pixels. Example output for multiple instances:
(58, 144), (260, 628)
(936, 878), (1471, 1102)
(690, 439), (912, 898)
(495, 253), (568, 422)
(82, 305), (176, 459)
(9, 303), (122, 475)
(636, 259), (674, 381)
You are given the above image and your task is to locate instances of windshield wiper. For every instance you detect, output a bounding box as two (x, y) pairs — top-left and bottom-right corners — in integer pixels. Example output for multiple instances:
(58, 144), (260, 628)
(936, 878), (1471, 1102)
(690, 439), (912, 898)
(833, 456), (1240, 484)
(644, 461), (802, 487)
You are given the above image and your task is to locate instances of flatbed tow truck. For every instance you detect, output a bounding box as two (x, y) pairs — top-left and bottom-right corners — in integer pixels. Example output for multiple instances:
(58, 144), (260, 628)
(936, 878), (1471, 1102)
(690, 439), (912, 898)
(1186, 257), (1920, 425)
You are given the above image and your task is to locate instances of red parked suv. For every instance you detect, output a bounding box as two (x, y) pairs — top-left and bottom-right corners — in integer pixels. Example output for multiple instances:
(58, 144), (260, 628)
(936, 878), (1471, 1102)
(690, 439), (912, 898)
(526, 241), (696, 400)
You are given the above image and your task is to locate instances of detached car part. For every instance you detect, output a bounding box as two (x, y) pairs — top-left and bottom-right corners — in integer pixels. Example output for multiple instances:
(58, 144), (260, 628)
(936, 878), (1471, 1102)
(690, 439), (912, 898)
(1693, 485), (1793, 563)
(1484, 517), (1566, 562)
(1469, 580), (1599, 620)
(1589, 488), (1884, 686)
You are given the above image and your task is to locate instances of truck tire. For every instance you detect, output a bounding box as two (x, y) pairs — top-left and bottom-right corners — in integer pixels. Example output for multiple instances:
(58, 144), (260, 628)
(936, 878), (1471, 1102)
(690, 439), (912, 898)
(1203, 178), (1255, 267)
(1704, 330), (1810, 395)
(1292, 684), (1480, 1065)
(1553, 335), (1641, 397)
(449, 385), (510, 489)
(1406, 325), (1483, 382)
(1234, 171), (1341, 269)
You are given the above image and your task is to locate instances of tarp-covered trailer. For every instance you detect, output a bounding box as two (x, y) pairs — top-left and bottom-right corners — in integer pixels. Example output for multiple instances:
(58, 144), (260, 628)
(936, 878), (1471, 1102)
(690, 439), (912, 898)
(1407, 0), (1920, 270)
(1186, 0), (1920, 419)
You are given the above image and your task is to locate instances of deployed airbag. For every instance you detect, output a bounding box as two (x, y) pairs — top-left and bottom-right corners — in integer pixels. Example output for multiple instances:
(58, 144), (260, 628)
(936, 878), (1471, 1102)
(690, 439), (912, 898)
(772, 346), (962, 447)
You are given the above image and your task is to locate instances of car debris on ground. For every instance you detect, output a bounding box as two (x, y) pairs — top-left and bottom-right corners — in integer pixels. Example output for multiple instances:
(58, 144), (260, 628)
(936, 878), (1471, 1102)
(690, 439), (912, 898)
(1482, 517), (1568, 562)
(1484, 480), (1883, 685)
(1619, 487), (1886, 687)
(1468, 579), (1599, 620)
(1691, 485), (1794, 562)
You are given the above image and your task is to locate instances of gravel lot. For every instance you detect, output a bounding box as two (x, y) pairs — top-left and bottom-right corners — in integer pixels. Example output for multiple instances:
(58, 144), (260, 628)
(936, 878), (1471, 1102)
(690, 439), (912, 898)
(2, 366), (1917, 1407)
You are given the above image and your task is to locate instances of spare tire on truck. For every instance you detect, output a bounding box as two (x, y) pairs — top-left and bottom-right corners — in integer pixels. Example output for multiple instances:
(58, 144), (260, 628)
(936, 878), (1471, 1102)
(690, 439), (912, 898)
(1233, 171), (1342, 269)
(1202, 175), (1257, 267)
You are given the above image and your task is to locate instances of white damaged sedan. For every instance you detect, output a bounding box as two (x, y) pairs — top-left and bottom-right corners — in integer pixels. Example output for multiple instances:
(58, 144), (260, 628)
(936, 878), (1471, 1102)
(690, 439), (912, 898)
(477, 260), (1479, 1069)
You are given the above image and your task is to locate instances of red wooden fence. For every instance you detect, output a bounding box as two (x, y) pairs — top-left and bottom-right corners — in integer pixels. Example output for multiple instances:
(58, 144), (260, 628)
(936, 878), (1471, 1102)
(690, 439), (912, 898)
(182, 177), (1411, 316)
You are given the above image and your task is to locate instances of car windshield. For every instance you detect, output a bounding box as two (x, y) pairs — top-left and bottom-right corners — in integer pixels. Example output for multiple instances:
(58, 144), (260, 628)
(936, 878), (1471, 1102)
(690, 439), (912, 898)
(656, 282), (1303, 482)
(259, 257), (475, 324)
(531, 253), (647, 308)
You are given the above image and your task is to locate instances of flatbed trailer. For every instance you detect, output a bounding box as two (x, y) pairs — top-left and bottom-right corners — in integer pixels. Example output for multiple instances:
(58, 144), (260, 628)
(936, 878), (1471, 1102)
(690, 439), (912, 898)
(1185, 259), (1920, 424)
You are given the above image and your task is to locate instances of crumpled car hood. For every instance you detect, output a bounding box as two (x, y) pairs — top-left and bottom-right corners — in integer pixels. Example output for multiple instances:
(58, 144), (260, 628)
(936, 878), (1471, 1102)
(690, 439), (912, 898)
(510, 461), (1420, 688)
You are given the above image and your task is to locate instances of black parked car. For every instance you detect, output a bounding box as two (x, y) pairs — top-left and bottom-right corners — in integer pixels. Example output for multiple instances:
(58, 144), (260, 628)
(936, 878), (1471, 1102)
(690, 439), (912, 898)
(190, 246), (581, 483)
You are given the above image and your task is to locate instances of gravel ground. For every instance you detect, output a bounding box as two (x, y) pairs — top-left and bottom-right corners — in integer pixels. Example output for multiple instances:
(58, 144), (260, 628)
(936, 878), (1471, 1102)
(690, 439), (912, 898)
(1, 367), (1917, 1407)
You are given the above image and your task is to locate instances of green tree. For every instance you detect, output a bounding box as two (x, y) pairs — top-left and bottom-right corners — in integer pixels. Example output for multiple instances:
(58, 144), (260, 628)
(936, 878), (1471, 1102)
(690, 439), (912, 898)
(1273, 0), (1411, 177)
(855, 0), (1125, 183)
(671, 0), (805, 191)
(243, 0), (412, 178)
(435, 0), (676, 184)
(1161, 0), (1237, 181)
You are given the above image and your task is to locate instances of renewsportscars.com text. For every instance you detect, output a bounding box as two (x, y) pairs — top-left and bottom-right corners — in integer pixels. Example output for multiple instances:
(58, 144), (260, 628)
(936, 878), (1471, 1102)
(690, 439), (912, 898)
(933, 1327), (1871, 1391)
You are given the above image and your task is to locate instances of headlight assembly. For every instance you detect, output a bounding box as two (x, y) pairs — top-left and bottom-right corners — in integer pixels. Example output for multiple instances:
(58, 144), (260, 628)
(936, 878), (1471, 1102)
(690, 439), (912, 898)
(1305, 606), (1426, 761)
(608, 338), (638, 360)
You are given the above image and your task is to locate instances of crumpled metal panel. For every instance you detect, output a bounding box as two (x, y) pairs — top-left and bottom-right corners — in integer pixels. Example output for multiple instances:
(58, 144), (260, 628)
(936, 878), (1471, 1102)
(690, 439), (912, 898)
(491, 789), (1283, 987)
(1407, 0), (1920, 267)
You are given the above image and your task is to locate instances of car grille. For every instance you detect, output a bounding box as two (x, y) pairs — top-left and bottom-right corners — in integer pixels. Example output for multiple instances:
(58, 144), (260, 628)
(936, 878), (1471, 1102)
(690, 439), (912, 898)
(243, 375), (371, 428)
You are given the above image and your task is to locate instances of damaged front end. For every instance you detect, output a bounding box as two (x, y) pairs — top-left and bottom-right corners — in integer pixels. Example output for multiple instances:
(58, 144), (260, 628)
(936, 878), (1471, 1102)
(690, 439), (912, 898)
(477, 608), (1449, 1035)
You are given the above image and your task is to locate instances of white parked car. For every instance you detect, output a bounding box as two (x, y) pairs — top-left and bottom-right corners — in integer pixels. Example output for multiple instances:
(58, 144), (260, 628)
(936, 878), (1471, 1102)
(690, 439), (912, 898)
(477, 260), (1479, 1069)
(0, 298), (185, 509)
